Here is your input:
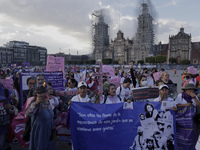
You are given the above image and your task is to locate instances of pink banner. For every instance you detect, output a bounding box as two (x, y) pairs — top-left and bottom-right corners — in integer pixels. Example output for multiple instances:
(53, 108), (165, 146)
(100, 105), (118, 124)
(153, 71), (162, 82)
(109, 77), (121, 88)
(102, 65), (115, 77)
(46, 56), (64, 77)
(1, 79), (13, 92)
(187, 66), (196, 74)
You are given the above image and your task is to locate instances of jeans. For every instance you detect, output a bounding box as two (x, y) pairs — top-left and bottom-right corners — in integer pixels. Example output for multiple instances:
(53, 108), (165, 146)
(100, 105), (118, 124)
(0, 134), (6, 150)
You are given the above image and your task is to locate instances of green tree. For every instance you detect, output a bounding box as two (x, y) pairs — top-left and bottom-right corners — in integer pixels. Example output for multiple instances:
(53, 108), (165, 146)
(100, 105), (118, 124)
(137, 60), (144, 65)
(155, 55), (166, 63)
(146, 57), (155, 64)
(89, 60), (96, 64)
(112, 60), (118, 64)
(169, 57), (177, 64)
(181, 59), (190, 65)
(102, 58), (112, 64)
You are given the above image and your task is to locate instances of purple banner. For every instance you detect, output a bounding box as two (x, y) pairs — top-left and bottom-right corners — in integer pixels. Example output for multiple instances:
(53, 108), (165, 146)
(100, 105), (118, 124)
(20, 72), (64, 108)
(175, 106), (196, 150)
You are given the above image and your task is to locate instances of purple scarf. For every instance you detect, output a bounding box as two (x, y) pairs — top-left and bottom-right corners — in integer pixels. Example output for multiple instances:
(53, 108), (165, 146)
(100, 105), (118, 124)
(182, 91), (192, 103)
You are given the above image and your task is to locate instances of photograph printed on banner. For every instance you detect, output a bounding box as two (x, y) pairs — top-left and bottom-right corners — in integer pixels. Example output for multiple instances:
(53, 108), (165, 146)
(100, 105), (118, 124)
(130, 103), (174, 150)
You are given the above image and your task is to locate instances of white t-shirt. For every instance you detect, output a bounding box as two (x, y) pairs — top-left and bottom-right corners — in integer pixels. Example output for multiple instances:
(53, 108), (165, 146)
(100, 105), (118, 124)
(175, 93), (199, 107)
(116, 86), (131, 101)
(103, 95), (122, 104)
(71, 94), (91, 103)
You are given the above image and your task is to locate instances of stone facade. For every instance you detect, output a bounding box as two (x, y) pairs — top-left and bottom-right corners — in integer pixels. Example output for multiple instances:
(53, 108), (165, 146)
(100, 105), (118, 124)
(168, 27), (191, 64)
(156, 28), (200, 64)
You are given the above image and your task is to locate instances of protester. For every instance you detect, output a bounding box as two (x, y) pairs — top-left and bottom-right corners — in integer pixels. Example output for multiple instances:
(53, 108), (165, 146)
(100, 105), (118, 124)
(23, 76), (36, 104)
(154, 84), (177, 111)
(137, 75), (148, 87)
(65, 78), (78, 91)
(69, 81), (93, 103)
(25, 82), (55, 150)
(102, 83), (122, 104)
(120, 72), (127, 85)
(116, 78), (132, 102)
(159, 71), (173, 86)
(0, 80), (17, 150)
(86, 76), (99, 95)
(175, 83), (200, 108)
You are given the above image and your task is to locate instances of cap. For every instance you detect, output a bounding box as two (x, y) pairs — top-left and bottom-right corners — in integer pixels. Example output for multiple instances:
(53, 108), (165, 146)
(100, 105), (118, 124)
(159, 84), (169, 90)
(78, 81), (87, 88)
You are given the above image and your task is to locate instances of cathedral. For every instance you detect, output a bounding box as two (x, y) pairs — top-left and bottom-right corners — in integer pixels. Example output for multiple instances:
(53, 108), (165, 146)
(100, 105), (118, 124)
(92, 1), (200, 64)
(93, 1), (156, 64)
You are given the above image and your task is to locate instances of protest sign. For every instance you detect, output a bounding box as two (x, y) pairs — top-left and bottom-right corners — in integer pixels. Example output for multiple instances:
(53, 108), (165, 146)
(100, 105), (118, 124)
(46, 55), (64, 77)
(58, 90), (79, 107)
(153, 71), (162, 82)
(0, 99), (10, 126)
(10, 63), (18, 69)
(187, 66), (196, 74)
(20, 72), (64, 108)
(109, 77), (121, 88)
(1, 79), (13, 92)
(102, 65), (115, 77)
(132, 87), (159, 102)
(70, 102), (177, 150)
(175, 106), (196, 150)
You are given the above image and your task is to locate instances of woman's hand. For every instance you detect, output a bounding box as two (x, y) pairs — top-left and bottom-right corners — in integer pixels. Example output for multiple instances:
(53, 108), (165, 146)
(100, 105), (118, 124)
(36, 96), (45, 104)
(172, 106), (177, 111)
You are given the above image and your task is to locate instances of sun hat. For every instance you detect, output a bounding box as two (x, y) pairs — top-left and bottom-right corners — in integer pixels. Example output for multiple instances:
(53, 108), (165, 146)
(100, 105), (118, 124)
(182, 83), (197, 91)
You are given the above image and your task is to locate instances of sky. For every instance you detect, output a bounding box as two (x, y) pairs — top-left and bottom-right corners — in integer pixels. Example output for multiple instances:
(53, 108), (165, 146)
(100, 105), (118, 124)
(0, 0), (199, 55)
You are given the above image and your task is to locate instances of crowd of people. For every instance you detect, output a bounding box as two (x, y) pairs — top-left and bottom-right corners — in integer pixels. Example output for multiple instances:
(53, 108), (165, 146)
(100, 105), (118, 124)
(0, 63), (200, 150)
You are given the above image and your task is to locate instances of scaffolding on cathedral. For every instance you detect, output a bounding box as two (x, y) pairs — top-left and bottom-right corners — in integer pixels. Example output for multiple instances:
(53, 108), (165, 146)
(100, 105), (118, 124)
(131, 0), (158, 62)
(91, 9), (111, 61)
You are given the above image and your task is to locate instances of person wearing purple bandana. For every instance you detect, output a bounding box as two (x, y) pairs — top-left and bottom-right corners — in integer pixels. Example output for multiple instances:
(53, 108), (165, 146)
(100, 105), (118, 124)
(175, 83), (200, 108)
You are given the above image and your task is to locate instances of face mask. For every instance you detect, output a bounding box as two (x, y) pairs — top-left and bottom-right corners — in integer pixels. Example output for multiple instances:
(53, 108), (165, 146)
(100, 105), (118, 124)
(141, 81), (148, 86)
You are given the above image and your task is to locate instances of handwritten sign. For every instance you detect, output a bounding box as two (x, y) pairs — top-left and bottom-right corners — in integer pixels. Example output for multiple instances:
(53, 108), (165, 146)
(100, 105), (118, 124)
(187, 66), (196, 74)
(0, 99), (10, 126)
(109, 78), (121, 88)
(46, 56), (64, 77)
(132, 87), (159, 102)
(102, 65), (115, 77)
(153, 71), (162, 82)
(1, 79), (13, 92)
